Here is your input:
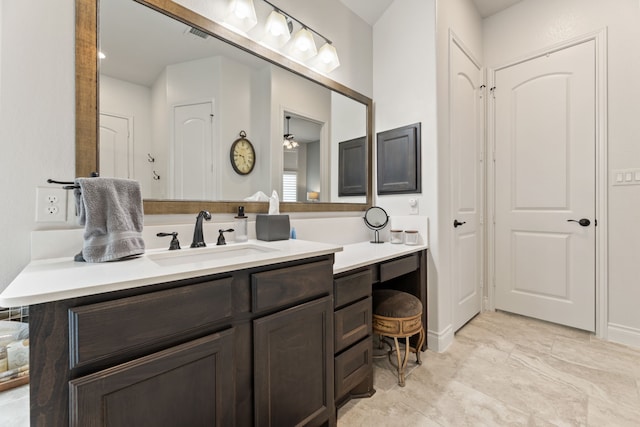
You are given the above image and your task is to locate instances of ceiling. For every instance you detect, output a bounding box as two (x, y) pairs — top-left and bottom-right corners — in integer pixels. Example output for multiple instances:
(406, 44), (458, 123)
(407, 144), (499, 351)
(338, 0), (523, 25)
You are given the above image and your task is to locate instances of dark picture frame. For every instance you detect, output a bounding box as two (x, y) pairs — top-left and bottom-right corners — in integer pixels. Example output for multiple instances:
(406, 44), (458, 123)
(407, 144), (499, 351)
(376, 122), (421, 195)
(338, 136), (367, 196)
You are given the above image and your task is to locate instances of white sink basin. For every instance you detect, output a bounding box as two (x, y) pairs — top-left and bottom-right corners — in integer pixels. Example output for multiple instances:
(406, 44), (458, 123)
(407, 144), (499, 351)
(148, 243), (279, 267)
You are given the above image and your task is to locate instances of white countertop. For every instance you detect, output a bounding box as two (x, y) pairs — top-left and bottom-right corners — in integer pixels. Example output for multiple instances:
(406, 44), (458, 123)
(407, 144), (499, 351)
(0, 238), (428, 307)
(333, 241), (428, 275)
(0, 239), (342, 307)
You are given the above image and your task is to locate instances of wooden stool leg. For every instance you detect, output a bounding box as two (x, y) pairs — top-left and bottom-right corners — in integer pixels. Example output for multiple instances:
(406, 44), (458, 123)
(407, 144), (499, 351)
(414, 327), (425, 365)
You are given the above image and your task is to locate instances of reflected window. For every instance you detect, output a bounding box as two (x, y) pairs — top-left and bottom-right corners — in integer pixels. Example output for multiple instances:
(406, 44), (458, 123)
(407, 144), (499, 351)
(283, 171), (297, 202)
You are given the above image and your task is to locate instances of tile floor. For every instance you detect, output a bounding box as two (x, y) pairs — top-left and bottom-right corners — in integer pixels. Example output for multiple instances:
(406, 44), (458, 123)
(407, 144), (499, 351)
(338, 311), (640, 426)
(2, 311), (640, 426)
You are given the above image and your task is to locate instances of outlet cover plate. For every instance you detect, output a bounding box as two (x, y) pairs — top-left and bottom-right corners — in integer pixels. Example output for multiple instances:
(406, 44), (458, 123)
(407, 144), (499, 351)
(36, 187), (67, 222)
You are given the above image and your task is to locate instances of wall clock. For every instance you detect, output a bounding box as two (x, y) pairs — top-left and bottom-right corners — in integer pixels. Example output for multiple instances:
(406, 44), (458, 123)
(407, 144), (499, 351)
(230, 130), (256, 175)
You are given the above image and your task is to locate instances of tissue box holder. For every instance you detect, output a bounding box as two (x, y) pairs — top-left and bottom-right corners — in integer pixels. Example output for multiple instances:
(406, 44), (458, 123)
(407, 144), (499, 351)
(256, 214), (290, 241)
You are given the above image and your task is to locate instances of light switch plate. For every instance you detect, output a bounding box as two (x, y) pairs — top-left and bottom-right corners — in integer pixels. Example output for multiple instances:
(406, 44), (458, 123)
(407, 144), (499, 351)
(409, 198), (419, 215)
(612, 169), (640, 186)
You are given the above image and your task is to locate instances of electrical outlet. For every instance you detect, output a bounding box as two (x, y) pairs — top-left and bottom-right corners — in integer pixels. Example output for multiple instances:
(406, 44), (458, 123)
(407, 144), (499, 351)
(36, 187), (67, 222)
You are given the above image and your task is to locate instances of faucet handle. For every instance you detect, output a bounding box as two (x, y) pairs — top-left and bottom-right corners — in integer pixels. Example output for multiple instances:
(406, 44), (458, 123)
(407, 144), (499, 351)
(216, 229), (234, 246)
(157, 232), (181, 250)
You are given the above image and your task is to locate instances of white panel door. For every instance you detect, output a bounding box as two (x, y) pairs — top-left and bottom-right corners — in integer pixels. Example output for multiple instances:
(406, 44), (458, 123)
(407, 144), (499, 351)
(494, 41), (596, 331)
(173, 102), (214, 200)
(451, 40), (484, 331)
(99, 113), (131, 178)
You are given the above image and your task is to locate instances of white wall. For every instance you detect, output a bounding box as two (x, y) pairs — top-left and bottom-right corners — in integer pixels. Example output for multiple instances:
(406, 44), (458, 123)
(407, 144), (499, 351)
(0, 0), (75, 292)
(373, 0), (441, 347)
(0, 0), (372, 295)
(484, 0), (640, 347)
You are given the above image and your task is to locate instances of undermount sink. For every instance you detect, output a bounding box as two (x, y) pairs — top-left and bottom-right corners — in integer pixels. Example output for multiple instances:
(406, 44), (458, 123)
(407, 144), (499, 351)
(148, 243), (279, 267)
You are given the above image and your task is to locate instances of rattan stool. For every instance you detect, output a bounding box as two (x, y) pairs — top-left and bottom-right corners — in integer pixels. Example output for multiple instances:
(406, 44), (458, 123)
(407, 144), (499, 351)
(372, 289), (425, 386)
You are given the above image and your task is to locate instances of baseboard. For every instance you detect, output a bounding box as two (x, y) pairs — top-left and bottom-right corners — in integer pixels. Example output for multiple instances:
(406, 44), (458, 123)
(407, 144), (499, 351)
(426, 324), (454, 353)
(607, 323), (640, 350)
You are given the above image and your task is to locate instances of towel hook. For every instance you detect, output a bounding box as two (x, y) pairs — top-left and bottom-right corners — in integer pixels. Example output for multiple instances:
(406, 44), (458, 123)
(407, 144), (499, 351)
(147, 153), (155, 163)
(153, 171), (161, 180)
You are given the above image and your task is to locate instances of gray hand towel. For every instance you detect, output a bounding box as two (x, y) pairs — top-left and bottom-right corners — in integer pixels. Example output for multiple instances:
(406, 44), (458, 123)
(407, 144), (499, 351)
(74, 177), (145, 262)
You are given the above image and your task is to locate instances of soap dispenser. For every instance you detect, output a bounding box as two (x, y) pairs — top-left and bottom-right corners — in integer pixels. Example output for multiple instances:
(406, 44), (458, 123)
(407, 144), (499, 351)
(234, 206), (248, 242)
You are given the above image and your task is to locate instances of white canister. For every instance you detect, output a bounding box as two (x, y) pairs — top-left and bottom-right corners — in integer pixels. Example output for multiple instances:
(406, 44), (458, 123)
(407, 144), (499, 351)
(404, 230), (419, 245)
(390, 230), (403, 244)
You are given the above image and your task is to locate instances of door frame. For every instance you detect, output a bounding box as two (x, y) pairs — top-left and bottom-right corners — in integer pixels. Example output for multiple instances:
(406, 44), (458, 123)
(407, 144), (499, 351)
(486, 29), (609, 338)
(448, 30), (486, 331)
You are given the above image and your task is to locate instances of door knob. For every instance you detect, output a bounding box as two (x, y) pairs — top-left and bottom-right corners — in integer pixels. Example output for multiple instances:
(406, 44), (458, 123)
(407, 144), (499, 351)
(567, 218), (591, 227)
(453, 219), (466, 228)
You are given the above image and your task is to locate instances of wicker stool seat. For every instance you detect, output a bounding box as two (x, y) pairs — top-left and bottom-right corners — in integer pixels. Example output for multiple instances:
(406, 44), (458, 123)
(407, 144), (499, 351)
(372, 289), (425, 386)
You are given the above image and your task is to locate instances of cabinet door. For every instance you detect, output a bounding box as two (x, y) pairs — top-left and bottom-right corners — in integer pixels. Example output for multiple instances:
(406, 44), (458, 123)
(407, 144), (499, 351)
(254, 296), (334, 426)
(69, 329), (235, 427)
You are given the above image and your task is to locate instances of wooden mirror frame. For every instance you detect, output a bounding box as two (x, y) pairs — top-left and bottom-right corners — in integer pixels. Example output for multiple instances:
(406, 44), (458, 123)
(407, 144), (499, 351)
(75, 0), (373, 214)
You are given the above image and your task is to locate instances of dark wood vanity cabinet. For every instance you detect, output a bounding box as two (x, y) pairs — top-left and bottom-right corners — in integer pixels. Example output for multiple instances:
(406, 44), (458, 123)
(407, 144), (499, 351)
(252, 259), (335, 426)
(28, 255), (336, 427)
(333, 268), (374, 407)
(332, 249), (428, 409)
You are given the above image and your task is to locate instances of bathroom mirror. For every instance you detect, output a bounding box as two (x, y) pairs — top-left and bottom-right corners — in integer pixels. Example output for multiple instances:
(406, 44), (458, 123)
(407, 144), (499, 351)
(75, 0), (373, 214)
(363, 206), (389, 244)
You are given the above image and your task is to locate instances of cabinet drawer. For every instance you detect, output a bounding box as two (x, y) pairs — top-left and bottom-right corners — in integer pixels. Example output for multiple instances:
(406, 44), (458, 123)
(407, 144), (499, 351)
(379, 253), (419, 282)
(251, 259), (333, 312)
(334, 297), (372, 353)
(69, 277), (233, 369)
(334, 269), (372, 309)
(334, 337), (373, 400)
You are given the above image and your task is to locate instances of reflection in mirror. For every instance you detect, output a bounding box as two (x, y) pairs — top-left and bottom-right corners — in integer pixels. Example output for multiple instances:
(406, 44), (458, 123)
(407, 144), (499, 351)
(98, 0), (366, 204)
(282, 114), (322, 202)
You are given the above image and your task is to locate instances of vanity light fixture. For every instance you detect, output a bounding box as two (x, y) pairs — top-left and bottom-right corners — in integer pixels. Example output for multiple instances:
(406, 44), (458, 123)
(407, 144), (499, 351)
(261, 0), (339, 72)
(262, 10), (291, 48)
(283, 116), (299, 150)
(225, 0), (258, 33)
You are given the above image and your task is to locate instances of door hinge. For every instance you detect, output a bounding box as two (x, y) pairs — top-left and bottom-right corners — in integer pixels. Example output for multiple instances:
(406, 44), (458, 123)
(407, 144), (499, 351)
(594, 218), (598, 226)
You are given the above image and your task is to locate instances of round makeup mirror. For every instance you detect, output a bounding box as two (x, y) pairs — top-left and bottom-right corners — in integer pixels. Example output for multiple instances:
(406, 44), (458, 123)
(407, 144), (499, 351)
(363, 206), (389, 244)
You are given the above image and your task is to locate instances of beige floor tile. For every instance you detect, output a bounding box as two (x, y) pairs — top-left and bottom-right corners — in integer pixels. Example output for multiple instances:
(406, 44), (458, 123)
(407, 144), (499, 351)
(587, 395), (640, 427)
(552, 335), (640, 380)
(337, 389), (441, 426)
(455, 350), (589, 426)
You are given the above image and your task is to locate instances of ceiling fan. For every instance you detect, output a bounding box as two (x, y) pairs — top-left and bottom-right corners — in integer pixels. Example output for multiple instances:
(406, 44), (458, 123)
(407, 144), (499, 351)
(283, 116), (299, 149)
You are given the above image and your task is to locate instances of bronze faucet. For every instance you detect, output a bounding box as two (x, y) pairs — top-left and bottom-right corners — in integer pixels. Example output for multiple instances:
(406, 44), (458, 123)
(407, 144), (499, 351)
(191, 210), (211, 247)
